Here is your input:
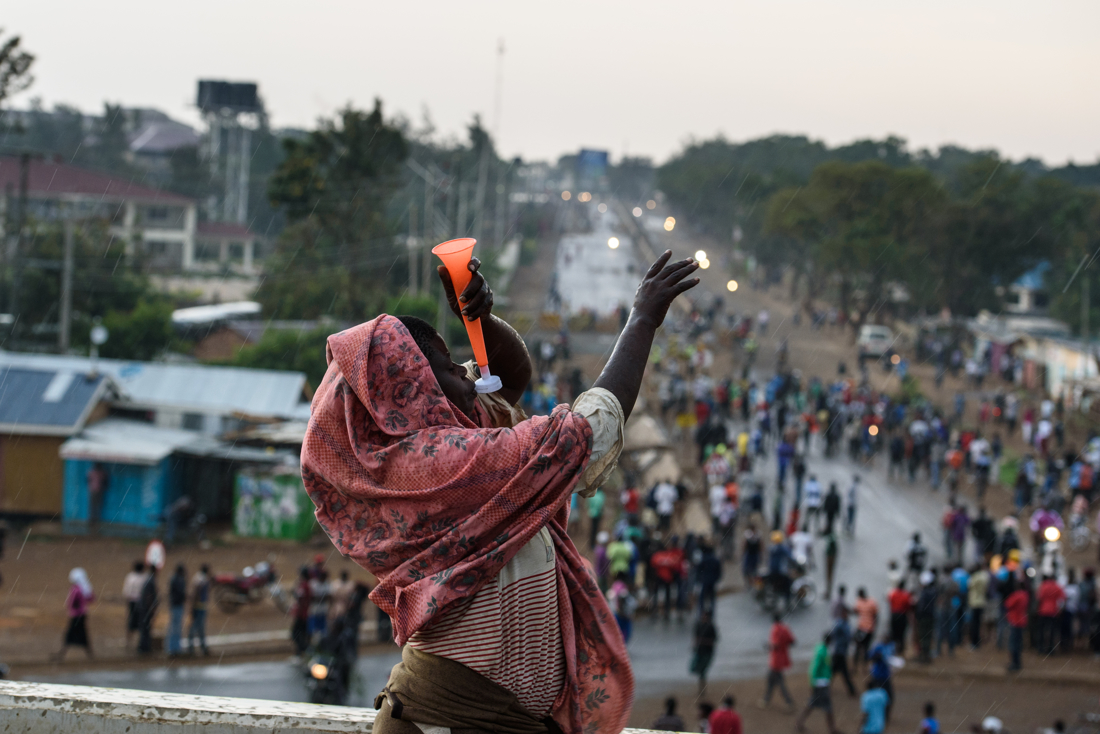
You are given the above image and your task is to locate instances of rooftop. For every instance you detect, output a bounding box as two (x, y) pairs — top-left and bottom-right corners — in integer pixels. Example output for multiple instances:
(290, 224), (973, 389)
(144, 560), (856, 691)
(0, 366), (116, 436)
(0, 352), (308, 419)
(0, 156), (192, 205)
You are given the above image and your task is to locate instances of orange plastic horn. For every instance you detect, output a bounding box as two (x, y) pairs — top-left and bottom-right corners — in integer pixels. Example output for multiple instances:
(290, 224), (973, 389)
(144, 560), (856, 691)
(431, 238), (502, 394)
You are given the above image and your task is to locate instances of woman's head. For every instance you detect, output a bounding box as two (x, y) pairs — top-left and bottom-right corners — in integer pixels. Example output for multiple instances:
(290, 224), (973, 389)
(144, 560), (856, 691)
(397, 316), (477, 418)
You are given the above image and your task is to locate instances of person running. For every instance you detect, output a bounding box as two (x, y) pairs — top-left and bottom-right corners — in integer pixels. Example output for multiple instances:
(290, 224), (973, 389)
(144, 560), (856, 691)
(56, 568), (95, 661)
(759, 613), (796, 713)
(188, 564), (210, 656)
(691, 610), (718, 693)
(795, 631), (840, 734)
(852, 587), (879, 673)
(830, 614), (857, 697)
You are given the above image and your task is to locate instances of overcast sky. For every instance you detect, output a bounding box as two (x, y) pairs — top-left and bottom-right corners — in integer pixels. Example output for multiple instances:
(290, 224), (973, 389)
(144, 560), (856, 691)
(7, 1), (1098, 166)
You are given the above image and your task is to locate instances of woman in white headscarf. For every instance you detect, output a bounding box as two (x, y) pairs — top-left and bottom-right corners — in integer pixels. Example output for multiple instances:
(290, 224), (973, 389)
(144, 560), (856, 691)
(56, 568), (95, 661)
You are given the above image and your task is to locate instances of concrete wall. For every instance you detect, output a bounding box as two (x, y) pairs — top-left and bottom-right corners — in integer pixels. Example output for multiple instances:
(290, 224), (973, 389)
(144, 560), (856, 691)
(0, 680), (664, 734)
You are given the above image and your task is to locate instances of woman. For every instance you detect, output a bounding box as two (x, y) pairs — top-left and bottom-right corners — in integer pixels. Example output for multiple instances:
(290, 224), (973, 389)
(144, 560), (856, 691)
(303, 250), (698, 734)
(56, 568), (95, 661)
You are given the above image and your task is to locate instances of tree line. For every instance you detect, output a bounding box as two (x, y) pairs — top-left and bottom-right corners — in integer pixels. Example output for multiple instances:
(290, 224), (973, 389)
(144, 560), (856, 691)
(657, 135), (1100, 333)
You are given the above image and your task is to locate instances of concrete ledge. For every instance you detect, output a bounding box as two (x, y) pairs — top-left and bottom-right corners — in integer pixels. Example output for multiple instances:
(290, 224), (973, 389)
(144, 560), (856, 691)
(0, 681), (374, 733)
(0, 680), (666, 733)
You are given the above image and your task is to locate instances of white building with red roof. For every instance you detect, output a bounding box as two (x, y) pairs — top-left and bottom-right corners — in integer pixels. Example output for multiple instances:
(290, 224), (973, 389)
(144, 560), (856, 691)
(0, 156), (257, 274)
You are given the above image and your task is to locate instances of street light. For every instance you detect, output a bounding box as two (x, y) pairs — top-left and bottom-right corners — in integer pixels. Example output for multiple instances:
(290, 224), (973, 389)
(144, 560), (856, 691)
(694, 250), (707, 261)
(727, 280), (739, 292)
(632, 207), (643, 217)
(646, 200), (656, 210)
(561, 191), (571, 201)
(663, 217), (676, 232)
(608, 237), (620, 249)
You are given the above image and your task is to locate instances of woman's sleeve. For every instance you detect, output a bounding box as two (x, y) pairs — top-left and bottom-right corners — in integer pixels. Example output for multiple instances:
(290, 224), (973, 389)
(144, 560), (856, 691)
(571, 387), (624, 497)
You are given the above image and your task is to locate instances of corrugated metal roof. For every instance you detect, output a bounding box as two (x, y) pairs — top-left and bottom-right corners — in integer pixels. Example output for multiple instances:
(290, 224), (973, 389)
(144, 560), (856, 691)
(0, 367), (111, 435)
(0, 352), (308, 419)
(59, 418), (204, 465)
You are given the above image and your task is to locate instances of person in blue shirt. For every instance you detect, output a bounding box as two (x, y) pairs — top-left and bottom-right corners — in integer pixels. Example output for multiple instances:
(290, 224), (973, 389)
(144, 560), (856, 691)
(919, 701), (940, 734)
(867, 635), (895, 721)
(859, 679), (890, 734)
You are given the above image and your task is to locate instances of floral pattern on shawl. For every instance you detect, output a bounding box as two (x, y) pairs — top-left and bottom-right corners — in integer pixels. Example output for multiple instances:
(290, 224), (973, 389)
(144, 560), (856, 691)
(301, 315), (634, 734)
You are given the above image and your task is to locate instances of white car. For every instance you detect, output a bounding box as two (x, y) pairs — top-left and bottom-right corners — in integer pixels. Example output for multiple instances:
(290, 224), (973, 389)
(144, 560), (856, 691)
(857, 325), (895, 358)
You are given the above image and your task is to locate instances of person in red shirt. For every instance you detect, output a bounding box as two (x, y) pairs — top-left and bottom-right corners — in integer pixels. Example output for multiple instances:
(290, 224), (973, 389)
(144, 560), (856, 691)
(621, 485), (640, 523)
(650, 540), (685, 621)
(1004, 578), (1029, 671)
(709, 695), (742, 734)
(1036, 576), (1066, 655)
(760, 613), (796, 712)
(887, 582), (913, 655)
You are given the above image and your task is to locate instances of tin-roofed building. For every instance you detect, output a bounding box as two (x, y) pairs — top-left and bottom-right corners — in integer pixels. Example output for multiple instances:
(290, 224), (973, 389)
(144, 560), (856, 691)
(0, 366), (119, 516)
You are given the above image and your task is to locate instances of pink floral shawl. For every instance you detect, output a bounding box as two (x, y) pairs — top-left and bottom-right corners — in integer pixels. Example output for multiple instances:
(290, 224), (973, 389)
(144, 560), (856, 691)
(301, 315), (633, 733)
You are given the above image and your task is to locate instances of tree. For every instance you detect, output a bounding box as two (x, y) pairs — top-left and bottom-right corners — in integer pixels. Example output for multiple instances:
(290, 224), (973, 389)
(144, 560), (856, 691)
(257, 100), (409, 320)
(0, 30), (34, 118)
(228, 326), (332, 388)
(98, 300), (175, 361)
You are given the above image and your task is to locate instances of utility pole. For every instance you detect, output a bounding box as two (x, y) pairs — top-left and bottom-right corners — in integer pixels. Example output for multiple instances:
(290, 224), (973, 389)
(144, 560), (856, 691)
(1083, 273), (1090, 353)
(7, 153), (30, 329)
(408, 202), (419, 297)
(59, 219), (75, 351)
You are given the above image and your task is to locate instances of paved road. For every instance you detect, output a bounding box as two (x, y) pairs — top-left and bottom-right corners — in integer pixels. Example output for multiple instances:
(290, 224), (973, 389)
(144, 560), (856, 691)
(32, 199), (957, 704)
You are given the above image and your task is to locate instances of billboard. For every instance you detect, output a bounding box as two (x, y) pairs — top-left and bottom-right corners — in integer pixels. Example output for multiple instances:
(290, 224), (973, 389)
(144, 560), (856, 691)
(197, 81), (261, 114)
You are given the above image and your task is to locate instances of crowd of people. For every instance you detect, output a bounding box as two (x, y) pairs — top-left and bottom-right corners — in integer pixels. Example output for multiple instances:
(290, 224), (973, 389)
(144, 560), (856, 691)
(563, 299), (1100, 732)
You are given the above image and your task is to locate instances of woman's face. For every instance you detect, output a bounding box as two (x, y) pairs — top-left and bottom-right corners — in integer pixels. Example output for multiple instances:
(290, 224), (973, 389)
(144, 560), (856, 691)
(426, 334), (477, 419)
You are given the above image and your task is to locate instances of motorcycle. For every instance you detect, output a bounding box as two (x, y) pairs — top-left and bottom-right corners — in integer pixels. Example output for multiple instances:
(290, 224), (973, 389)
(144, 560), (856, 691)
(212, 561), (290, 614)
(754, 563), (817, 614)
(304, 584), (370, 705)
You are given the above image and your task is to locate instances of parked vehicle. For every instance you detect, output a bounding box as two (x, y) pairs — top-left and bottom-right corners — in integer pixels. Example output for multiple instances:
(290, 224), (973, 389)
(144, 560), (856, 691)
(212, 561), (290, 614)
(857, 325), (895, 359)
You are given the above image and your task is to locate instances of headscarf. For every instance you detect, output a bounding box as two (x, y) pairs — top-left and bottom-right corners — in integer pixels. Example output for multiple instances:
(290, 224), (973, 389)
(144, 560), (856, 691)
(69, 567), (93, 597)
(302, 315), (633, 734)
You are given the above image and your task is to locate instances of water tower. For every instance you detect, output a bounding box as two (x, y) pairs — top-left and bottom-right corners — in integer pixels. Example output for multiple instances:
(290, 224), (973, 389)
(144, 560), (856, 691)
(197, 80), (263, 224)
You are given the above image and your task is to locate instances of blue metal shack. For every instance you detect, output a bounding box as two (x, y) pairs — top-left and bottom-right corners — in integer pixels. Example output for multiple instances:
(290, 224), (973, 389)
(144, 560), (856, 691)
(59, 419), (201, 536)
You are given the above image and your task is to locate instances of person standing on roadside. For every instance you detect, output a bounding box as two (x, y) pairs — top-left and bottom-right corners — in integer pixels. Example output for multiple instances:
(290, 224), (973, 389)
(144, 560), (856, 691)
(888, 581), (913, 655)
(1005, 577), (1029, 672)
(852, 586), (879, 672)
(122, 561), (146, 651)
(823, 483), (842, 536)
(137, 565), (158, 655)
(759, 613), (796, 713)
(188, 564), (210, 656)
(969, 563), (990, 648)
(166, 564), (186, 657)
